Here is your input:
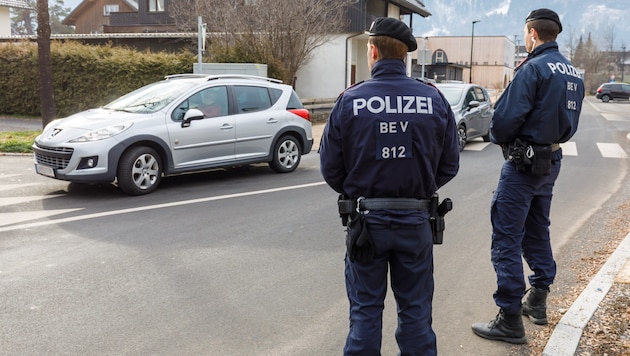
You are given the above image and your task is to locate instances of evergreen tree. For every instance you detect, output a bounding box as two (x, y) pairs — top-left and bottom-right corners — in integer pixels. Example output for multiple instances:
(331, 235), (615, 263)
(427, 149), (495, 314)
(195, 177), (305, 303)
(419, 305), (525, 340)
(11, 0), (74, 35)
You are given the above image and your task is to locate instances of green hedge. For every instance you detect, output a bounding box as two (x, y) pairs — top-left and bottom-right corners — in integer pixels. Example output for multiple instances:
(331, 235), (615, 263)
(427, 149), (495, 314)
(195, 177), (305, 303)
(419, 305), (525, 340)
(0, 41), (196, 118)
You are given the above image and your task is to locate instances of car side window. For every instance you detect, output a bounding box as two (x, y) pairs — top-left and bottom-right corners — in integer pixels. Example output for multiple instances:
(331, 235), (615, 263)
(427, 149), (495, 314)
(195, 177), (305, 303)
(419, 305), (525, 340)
(474, 87), (487, 102)
(171, 86), (228, 121)
(465, 89), (476, 108)
(189, 86), (229, 118)
(234, 86), (272, 113)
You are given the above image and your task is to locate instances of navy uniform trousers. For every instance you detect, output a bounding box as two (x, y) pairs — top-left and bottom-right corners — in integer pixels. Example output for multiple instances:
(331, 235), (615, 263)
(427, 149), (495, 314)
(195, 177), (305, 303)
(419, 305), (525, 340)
(490, 158), (561, 314)
(343, 222), (436, 356)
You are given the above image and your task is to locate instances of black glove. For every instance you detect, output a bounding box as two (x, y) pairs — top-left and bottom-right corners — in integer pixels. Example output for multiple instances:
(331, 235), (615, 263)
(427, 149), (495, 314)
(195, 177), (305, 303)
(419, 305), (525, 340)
(345, 214), (374, 263)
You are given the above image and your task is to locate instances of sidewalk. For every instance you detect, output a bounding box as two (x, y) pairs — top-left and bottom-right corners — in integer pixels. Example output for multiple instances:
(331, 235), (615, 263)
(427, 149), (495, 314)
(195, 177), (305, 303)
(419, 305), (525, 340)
(544, 232), (630, 355)
(0, 117), (42, 132)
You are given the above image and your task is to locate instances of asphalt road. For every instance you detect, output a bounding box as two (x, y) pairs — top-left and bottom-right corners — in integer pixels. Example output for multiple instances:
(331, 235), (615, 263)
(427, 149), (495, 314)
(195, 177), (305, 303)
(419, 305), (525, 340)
(0, 97), (628, 355)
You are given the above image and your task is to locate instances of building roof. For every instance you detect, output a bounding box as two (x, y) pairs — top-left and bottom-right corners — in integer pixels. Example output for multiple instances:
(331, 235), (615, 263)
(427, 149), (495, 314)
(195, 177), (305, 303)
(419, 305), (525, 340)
(63, 0), (139, 25)
(0, 0), (32, 9)
(0, 32), (197, 40)
(394, 0), (431, 17)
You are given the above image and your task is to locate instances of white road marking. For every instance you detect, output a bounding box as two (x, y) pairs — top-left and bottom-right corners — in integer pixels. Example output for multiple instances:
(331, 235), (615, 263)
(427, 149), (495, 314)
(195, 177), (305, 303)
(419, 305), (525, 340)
(0, 195), (60, 208)
(560, 142), (578, 156)
(602, 113), (630, 122)
(0, 209), (83, 227)
(0, 181), (328, 233)
(463, 142), (492, 151)
(0, 183), (41, 192)
(596, 143), (628, 158)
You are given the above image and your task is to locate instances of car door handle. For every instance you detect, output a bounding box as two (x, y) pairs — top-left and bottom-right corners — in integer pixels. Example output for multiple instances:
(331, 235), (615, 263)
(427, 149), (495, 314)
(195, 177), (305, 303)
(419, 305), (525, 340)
(267, 118), (279, 124)
(220, 124), (234, 130)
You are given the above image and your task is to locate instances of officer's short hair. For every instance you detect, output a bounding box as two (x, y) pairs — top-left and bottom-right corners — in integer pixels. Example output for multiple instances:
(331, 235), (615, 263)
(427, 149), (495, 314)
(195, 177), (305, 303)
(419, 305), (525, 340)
(368, 36), (408, 60)
(526, 20), (560, 42)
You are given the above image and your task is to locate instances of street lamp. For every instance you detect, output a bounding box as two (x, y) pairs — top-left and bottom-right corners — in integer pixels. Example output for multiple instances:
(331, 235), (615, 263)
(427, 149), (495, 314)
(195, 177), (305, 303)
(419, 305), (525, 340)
(622, 46), (626, 82)
(470, 20), (480, 83)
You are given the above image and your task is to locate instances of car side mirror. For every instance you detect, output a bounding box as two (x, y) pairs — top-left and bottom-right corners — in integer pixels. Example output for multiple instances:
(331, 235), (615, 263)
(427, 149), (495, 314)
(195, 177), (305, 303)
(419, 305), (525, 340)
(467, 100), (480, 110)
(181, 109), (205, 128)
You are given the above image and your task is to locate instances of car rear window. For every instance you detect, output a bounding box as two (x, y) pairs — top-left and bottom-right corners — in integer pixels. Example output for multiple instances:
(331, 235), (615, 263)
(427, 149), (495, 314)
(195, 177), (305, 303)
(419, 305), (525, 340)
(287, 91), (304, 109)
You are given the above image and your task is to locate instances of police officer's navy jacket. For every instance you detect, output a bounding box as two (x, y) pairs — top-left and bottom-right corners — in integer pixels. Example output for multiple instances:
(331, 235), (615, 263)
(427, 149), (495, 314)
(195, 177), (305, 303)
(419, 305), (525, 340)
(319, 59), (460, 224)
(491, 41), (584, 146)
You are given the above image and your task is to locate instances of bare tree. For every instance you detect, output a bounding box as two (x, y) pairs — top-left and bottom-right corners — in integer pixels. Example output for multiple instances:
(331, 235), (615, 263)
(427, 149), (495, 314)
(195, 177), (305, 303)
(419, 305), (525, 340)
(170, 0), (356, 84)
(563, 25), (578, 61)
(37, 0), (56, 127)
(601, 24), (616, 54)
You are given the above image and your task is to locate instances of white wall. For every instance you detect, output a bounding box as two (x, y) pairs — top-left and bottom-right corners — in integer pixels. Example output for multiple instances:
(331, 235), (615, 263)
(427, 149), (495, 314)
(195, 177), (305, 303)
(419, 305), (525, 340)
(0, 7), (11, 36)
(295, 34), (349, 99)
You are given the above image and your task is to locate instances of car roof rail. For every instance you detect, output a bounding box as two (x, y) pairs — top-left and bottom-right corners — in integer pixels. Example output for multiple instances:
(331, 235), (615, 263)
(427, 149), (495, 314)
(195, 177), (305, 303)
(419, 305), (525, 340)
(204, 74), (283, 83)
(164, 73), (282, 83)
(164, 74), (208, 79)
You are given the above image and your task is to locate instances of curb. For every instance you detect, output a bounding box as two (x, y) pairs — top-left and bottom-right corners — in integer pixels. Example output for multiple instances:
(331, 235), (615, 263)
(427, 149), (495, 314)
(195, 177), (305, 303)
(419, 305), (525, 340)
(543, 231), (630, 355)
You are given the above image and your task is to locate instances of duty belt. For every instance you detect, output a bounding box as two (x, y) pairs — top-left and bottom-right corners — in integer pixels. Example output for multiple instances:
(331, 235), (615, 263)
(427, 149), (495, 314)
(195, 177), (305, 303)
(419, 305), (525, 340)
(338, 197), (431, 214)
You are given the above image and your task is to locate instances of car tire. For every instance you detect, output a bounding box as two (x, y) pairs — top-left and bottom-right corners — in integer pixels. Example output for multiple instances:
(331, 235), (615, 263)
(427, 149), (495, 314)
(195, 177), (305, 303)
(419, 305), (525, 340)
(601, 95), (611, 103)
(269, 135), (301, 173)
(117, 146), (163, 195)
(457, 125), (467, 152)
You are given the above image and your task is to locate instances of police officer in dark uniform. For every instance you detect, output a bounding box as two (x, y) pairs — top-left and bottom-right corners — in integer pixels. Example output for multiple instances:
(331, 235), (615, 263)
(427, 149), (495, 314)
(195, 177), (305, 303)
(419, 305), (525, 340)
(319, 17), (460, 355)
(472, 8), (584, 344)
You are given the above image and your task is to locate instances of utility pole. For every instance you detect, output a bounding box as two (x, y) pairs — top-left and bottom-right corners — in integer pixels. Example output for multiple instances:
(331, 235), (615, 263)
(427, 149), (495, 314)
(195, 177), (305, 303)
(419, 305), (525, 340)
(421, 37), (428, 79)
(470, 20), (480, 83)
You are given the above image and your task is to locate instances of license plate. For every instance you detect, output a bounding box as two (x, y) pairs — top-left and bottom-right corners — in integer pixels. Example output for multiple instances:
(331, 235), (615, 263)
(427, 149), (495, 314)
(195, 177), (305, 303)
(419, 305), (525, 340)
(35, 163), (55, 178)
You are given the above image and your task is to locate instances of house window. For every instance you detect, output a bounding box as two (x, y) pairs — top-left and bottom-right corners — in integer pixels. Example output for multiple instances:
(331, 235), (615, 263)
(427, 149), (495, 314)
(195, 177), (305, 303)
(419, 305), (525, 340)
(148, 0), (165, 12)
(104, 4), (119, 16)
(435, 50), (445, 63)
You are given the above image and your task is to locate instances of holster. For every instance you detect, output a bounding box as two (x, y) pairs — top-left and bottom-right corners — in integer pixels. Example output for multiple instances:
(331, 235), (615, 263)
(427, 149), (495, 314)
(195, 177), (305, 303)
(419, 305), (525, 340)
(430, 194), (452, 244)
(345, 213), (373, 263)
(503, 139), (552, 176)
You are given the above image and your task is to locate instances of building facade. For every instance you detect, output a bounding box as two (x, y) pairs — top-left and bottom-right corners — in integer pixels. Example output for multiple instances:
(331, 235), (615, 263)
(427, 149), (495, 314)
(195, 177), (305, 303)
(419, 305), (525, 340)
(62, 0), (176, 34)
(414, 36), (516, 90)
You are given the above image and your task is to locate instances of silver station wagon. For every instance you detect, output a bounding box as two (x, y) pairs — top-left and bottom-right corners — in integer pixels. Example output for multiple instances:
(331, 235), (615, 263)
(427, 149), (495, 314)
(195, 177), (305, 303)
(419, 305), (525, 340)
(33, 74), (313, 195)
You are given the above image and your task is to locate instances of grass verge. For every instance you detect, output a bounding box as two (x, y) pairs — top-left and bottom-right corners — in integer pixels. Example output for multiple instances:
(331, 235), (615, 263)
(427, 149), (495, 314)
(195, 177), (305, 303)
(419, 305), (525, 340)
(0, 131), (40, 153)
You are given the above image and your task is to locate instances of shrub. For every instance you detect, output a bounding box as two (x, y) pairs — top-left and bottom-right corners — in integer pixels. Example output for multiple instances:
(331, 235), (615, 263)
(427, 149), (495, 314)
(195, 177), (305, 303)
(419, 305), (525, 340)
(0, 41), (196, 118)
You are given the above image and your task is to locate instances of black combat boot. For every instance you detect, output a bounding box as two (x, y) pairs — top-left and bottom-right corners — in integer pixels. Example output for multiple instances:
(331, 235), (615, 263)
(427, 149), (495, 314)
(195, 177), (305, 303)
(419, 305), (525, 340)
(471, 309), (527, 344)
(522, 287), (549, 325)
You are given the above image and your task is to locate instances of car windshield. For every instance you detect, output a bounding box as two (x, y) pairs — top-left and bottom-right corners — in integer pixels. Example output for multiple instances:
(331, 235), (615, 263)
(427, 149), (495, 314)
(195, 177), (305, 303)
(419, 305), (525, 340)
(436, 86), (464, 106)
(103, 80), (199, 113)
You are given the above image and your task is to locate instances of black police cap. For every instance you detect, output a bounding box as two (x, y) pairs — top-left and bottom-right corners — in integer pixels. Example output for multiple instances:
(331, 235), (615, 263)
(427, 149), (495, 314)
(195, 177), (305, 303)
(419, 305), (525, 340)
(368, 17), (418, 52)
(526, 8), (562, 33)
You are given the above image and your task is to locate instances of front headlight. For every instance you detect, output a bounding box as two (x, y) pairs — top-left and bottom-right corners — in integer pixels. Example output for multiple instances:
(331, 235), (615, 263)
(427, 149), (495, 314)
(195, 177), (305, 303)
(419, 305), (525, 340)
(69, 123), (133, 142)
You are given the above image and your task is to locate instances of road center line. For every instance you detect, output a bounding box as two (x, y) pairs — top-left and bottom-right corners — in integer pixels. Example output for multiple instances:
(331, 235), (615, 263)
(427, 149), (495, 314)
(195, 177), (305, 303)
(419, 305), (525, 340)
(0, 181), (327, 233)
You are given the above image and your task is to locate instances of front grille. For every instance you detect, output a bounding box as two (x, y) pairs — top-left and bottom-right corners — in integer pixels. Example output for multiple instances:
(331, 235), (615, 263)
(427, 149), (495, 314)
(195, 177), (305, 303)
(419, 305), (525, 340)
(33, 143), (74, 170)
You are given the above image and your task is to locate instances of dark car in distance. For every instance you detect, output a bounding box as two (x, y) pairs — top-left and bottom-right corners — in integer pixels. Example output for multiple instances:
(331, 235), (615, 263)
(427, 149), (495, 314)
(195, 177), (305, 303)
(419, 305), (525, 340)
(595, 83), (630, 102)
